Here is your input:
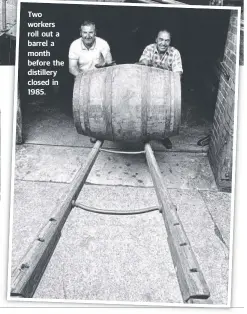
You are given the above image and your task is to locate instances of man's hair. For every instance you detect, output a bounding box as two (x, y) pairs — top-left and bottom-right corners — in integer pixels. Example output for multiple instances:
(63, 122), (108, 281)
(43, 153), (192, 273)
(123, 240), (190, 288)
(80, 20), (96, 31)
(157, 29), (171, 39)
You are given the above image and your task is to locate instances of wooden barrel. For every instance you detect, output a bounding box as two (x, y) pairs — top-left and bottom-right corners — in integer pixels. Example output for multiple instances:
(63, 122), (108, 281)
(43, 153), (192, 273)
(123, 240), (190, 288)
(73, 64), (181, 142)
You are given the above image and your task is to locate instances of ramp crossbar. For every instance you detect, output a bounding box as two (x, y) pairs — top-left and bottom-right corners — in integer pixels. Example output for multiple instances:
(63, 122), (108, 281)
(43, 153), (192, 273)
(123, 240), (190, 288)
(11, 140), (212, 303)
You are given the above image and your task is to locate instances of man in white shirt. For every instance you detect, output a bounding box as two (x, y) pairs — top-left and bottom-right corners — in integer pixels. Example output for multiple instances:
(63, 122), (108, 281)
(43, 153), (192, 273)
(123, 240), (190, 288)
(69, 20), (113, 76)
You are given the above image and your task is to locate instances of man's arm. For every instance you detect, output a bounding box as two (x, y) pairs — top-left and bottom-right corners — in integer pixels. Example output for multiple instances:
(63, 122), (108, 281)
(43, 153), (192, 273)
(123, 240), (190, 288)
(172, 50), (183, 77)
(139, 59), (150, 66)
(104, 50), (113, 65)
(139, 46), (152, 66)
(68, 41), (80, 77)
(101, 42), (113, 65)
(69, 58), (80, 77)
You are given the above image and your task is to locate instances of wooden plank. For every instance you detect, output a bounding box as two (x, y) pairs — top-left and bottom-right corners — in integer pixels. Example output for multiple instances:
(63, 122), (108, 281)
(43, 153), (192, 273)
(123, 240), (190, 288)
(11, 140), (103, 297)
(145, 143), (210, 302)
(187, 297), (213, 304)
(11, 231), (61, 297)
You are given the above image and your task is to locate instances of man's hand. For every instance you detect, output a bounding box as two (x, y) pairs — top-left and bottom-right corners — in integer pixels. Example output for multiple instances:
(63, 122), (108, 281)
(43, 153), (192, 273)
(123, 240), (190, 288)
(138, 60), (150, 66)
(95, 61), (116, 68)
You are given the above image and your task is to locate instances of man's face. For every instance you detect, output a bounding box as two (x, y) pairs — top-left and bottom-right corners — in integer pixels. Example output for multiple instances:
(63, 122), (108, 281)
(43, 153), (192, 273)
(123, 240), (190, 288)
(81, 24), (96, 47)
(156, 31), (171, 53)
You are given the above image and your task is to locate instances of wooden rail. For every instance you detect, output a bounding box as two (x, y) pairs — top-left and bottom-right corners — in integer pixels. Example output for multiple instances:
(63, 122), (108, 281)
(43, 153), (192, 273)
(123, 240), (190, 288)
(145, 143), (211, 303)
(11, 140), (103, 297)
(11, 141), (212, 303)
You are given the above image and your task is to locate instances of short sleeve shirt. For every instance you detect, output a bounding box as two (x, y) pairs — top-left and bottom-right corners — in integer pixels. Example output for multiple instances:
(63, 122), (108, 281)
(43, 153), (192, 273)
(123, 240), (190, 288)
(139, 44), (183, 73)
(69, 37), (111, 72)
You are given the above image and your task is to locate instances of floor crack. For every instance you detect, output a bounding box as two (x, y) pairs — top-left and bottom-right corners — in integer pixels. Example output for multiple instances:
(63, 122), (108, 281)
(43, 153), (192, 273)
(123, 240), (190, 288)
(62, 267), (68, 299)
(213, 223), (228, 249)
(199, 191), (229, 251)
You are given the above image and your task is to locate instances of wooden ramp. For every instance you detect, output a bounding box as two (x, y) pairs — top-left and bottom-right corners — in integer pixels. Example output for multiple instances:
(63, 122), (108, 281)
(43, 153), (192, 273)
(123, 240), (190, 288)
(11, 141), (212, 304)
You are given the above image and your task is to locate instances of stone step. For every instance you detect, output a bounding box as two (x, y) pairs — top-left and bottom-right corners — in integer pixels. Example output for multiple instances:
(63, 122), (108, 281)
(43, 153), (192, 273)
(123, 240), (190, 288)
(15, 144), (217, 190)
(22, 107), (210, 153)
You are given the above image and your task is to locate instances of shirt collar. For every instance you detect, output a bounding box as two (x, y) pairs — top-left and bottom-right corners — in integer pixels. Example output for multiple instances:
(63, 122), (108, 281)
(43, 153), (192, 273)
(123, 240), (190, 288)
(81, 38), (97, 51)
(154, 44), (171, 56)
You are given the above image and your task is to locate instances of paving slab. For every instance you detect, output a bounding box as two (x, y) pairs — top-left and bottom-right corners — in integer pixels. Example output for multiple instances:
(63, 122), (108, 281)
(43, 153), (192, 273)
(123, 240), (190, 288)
(168, 189), (230, 305)
(89, 151), (216, 190)
(14, 144), (85, 183)
(23, 106), (210, 153)
(34, 185), (182, 303)
(199, 190), (231, 248)
(10, 180), (69, 271)
(11, 182), (230, 304)
(14, 144), (217, 190)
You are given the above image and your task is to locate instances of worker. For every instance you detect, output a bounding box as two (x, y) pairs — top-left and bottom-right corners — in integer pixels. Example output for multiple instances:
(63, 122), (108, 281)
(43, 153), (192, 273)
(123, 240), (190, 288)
(138, 29), (183, 149)
(69, 20), (114, 76)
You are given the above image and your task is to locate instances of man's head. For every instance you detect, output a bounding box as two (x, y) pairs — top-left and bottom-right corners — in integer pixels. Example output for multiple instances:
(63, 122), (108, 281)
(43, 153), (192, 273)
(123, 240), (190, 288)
(80, 21), (96, 48)
(156, 30), (171, 53)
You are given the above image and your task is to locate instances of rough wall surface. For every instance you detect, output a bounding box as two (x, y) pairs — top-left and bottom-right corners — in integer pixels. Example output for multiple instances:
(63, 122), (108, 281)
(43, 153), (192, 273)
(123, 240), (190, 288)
(209, 1), (244, 65)
(209, 10), (238, 192)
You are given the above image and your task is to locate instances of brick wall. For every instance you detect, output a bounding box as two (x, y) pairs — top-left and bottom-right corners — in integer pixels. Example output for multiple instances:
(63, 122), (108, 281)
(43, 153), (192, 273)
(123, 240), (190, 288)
(208, 10), (238, 192)
(209, 0), (244, 65)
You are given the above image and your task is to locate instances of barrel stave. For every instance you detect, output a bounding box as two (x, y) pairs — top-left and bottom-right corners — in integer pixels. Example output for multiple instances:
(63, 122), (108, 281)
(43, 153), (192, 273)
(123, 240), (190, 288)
(73, 64), (181, 142)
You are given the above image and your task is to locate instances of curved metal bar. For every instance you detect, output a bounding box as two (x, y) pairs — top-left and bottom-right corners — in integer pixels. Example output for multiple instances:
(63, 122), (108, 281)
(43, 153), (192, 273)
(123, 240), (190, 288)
(100, 148), (145, 155)
(74, 202), (161, 215)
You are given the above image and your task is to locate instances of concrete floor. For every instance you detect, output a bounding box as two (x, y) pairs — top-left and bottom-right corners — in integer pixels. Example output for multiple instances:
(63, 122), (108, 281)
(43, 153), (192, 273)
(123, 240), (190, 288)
(10, 104), (232, 305)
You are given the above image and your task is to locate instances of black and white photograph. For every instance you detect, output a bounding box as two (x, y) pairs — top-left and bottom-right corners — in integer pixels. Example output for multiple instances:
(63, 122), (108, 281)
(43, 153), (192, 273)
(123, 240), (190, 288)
(8, 0), (241, 306)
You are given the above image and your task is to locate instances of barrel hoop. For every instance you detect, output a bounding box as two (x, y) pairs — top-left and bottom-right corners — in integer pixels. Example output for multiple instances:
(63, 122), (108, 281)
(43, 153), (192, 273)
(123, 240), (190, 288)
(73, 75), (82, 134)
(169, 71), (175, 134)
(174, 73), (181, 133)
(73, 77), (81, 133)
(162, 72), (168, 136)
(103, 67), (114, 141)
(141, 66), (149, 140)
(82, 73), (91, 135)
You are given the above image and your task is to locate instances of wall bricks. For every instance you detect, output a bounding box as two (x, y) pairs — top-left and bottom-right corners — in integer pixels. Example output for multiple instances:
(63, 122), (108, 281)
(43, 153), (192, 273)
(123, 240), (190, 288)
(208, 10), (238, 191)
(221, 3), (244, 65)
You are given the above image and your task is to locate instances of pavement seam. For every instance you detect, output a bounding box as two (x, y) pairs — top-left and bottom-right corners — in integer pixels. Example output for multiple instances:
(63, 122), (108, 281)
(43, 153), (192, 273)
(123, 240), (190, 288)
(14, 179), (219, 192)
(21, 142), (208, 154)
(15, 179), (70, 185)
(198, 190), (229, 251)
